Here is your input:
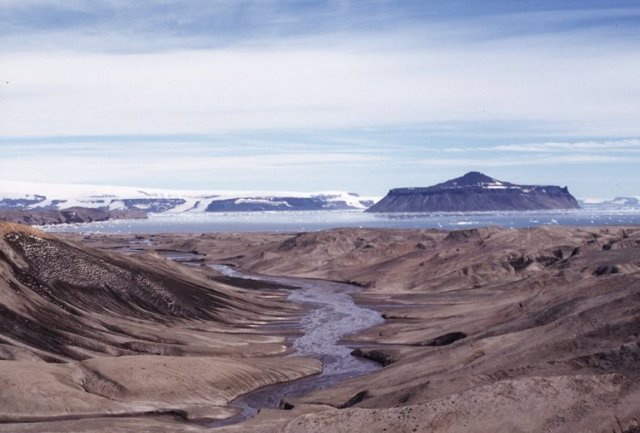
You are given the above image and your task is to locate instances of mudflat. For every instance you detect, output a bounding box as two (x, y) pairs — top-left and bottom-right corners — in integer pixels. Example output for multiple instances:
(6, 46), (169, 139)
(2, 223), (640, 432)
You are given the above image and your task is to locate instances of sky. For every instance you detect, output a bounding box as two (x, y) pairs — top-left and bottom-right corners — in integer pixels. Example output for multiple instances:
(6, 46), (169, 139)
(1, 0), (639, 198)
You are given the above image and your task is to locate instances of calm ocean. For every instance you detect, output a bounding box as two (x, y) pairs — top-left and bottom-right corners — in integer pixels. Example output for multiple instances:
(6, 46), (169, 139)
(41, 209), (640, 234)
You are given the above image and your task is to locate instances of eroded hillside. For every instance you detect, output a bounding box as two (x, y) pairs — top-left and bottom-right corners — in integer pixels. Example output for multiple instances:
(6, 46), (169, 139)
(0, 222), (320, 430)
(14, 225), (640, 433)
(124, 226), (640, 433)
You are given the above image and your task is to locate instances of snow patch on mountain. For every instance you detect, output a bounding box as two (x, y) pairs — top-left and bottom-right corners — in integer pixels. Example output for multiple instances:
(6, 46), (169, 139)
(234, 198), (291, 207)
(0, 180), (378, 213)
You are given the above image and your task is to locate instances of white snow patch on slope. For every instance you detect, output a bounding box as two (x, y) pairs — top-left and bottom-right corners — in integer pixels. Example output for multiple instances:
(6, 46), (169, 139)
(0, 180), (379, 213)
(234, 198), (291, 207)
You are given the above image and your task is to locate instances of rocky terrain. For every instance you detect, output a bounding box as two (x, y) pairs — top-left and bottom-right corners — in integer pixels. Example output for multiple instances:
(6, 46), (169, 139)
(224, 227), (640, 433)
(51, 224), (640, 433)
(367, 171), (580, 212)
(0, 222), (320, 432)
(0, 207), (147, 225)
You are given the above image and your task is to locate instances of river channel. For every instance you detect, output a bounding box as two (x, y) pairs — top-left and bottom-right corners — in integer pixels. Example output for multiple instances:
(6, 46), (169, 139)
(207, 264), (384, 428)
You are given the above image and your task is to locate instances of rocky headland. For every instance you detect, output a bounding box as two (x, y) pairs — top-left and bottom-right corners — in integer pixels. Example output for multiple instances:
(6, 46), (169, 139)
(367, 171), (580, 212)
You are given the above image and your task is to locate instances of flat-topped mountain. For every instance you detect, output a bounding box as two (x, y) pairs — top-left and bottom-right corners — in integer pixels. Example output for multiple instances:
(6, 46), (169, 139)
(367, 171), (580, 212)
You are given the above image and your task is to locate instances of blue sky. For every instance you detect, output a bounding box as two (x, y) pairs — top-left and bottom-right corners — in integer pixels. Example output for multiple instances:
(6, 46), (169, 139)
(1, 0), (639, 198)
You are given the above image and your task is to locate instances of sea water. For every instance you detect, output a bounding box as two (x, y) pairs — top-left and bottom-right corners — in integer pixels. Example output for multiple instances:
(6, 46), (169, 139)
(41, 209), (640, 234)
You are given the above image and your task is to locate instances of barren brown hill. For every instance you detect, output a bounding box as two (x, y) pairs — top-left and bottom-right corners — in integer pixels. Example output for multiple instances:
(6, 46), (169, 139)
(106, 226), (640, 433)
(7, 225), (640, 432)
(221, 227), (640, 433)
(0, 222), (320, 431)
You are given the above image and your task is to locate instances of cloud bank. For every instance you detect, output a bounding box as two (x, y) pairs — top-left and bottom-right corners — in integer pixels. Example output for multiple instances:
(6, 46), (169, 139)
(1, 0), (639, 197)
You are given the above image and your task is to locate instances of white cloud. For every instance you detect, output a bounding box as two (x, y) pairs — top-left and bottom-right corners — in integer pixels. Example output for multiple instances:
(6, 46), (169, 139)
(408, 153), (634, 169)
(0, 151), (387, 186)
(1, 26), (639, 137)
(493, 139), (640, 153)
(0, 140), (634, 188)
(446, 139), (640, 153)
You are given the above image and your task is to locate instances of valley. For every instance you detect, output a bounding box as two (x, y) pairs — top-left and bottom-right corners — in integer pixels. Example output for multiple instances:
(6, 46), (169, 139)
(1, 222), (639, 432)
